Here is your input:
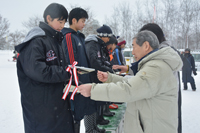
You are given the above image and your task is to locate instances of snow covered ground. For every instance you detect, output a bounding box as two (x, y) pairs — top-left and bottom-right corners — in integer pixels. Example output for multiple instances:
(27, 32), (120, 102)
(0, 50), (200, 133)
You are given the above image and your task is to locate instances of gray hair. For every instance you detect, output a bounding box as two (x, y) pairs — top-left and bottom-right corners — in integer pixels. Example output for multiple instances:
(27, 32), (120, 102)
(133, 30), (159, 49)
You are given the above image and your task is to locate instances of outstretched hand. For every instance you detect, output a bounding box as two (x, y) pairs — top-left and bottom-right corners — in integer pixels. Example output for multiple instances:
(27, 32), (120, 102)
(112, 65), (128, 74)
(78, 84), (92, 97)
(97, 71), (108, 82)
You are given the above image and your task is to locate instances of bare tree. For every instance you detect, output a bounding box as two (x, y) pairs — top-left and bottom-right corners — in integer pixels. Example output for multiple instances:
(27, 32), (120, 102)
(0, 14), (10, 49)
(104, 6), (120, 36)
(105, 2), (134, 47)
(8, 30), (25, 50)
(22, 15), (43, 31)
(178, 0), (198, 48)
(81, 7), (100, 37)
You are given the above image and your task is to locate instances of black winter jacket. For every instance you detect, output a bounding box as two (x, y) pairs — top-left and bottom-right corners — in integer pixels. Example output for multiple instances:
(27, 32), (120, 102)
(15, 22), (74, 133)
(62, 28), (96, 121)
(85, 35), (113, 83)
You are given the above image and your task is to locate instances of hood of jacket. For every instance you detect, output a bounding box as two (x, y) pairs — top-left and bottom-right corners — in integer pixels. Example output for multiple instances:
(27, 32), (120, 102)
(15, 26), (45, 53)
(85, 34), (98, 43)
(159, 41), (171, 49)
(138, 46), (183, 72)
(85, 34), (105, 45)
(15, 22), (64, 53)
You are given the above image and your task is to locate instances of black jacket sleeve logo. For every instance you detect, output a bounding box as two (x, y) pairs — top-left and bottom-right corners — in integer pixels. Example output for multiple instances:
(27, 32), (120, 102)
(46, 50), (57, 62)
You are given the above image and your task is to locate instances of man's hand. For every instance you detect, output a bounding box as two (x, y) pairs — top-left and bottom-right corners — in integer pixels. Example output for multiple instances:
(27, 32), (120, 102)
(97, 71), (108, 82)
(78, 84), (92, 97)
(112, 65), (128, 74)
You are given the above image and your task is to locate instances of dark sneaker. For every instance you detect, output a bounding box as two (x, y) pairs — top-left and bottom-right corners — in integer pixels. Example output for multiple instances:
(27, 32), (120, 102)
(103, 111), (115, 117)
(97, 119), (109, 125)
(86, 129), (101, 133)
(95, 126), (106, 133)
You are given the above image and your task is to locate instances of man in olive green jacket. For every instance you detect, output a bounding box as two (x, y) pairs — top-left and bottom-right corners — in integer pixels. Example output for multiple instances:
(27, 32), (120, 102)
(78, 30), (183, 133)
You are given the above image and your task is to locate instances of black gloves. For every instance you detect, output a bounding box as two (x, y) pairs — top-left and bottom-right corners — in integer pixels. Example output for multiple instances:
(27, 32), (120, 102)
(193, 71), (197, 76)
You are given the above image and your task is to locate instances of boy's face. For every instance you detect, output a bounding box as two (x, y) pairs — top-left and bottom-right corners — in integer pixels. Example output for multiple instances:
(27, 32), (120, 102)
(47, 15), (66, 31)
(120, 44), (125, 49)
(111, 44), (116, 51)
(73, 18), (86, 31)
(101, 37), (110, 43)
(106, 44), (113, 51)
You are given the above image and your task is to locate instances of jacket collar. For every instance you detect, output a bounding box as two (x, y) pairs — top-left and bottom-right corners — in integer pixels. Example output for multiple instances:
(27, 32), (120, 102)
(61, 28), (85, 38)
(131, 49), (158, 75)
(39, 22), (64, 43)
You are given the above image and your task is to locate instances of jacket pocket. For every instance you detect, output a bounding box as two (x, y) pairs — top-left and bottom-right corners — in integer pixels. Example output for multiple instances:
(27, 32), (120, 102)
(137, 110), (144, 133)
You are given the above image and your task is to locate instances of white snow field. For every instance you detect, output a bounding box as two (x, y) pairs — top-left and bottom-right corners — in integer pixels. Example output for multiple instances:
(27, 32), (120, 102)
(0, 50), (200, 133)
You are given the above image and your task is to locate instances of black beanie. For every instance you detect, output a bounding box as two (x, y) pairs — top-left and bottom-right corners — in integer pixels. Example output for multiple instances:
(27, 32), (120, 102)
(96, 24), (113, 37)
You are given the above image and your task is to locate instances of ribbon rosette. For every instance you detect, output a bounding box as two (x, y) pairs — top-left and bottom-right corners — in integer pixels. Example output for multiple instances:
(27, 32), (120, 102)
(62, 61), (79, 100)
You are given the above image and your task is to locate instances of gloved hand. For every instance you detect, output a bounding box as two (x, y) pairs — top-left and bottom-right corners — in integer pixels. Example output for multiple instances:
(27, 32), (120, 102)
(193, 71), (197, 76)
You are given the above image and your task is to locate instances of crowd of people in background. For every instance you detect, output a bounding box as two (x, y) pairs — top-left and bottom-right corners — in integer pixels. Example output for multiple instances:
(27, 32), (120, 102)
(14, 2), (197, 133)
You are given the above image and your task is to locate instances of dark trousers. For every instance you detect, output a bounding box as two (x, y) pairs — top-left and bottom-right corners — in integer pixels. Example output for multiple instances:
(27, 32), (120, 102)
(183, 76), (196, 90)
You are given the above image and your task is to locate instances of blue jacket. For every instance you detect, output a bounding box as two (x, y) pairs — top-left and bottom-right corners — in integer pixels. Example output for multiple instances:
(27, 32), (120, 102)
(111, 46), (124, 65)
(181, 53), (196, 82)
(62, 28), (96, 121)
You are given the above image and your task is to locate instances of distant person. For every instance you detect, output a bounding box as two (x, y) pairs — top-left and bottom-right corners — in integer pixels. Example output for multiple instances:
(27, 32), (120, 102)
(15, 3), (74, 133)
(79, 30), (183, 133)
(12, 50), (19, 61)
(181, 48), (197, 91)
(117, 37), (126, 65)
(61, 7), (98, 133)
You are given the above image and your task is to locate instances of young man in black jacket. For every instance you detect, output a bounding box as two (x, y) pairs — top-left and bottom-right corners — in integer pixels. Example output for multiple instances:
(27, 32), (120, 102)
(15, 3), (74, 133)
(85, 25), (115, 128)
(62, 8), (100, 133)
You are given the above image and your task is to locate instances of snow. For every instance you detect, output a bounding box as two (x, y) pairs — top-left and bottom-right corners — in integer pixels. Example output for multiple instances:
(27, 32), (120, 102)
(0, 50), (200, 133)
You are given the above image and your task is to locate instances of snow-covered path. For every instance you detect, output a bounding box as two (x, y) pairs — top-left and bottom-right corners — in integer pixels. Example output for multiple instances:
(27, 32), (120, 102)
(0, 50), (200, 133)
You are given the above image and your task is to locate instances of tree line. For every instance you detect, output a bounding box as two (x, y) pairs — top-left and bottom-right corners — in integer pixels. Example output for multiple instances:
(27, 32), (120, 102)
(1, 0), (200, 50)
(106, 0), (200, 50)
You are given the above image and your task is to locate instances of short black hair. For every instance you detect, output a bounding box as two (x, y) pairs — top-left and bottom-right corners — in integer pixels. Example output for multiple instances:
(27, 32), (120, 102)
(69, 7), (88, 25)
(139, 23), (166, 44)
(43, 3), (68, 23)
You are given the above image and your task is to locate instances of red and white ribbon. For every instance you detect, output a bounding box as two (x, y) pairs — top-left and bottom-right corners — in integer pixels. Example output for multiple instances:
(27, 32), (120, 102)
(62, 61), (79, 100)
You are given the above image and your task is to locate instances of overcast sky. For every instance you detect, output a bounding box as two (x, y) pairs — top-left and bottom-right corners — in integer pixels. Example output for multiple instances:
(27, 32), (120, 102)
(0, 0), (135, 32)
